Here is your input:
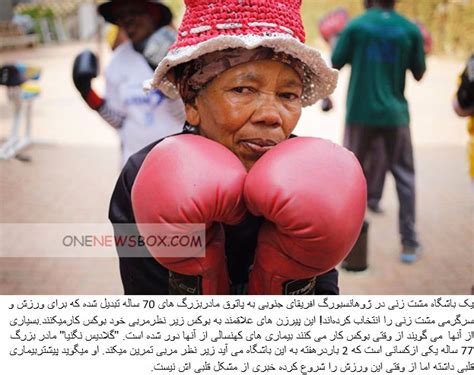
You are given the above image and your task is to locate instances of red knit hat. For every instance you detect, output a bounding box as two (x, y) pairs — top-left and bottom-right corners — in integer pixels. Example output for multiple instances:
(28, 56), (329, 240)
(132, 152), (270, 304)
(148, 0), (338, 107)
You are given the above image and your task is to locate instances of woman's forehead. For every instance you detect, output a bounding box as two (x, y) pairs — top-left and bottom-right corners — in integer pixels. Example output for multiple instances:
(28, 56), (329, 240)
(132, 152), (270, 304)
(214, 60), (303, 85)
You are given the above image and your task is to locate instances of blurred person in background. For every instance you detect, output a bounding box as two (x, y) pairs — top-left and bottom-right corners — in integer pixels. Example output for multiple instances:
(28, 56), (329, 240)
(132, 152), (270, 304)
(72, 0), (185, 166)
(319, 0), (387, 214)
(331, 0), (427, 263)
(452, 54), (474, 189)
(105, 24), (128, 51)
(318, 6), (350, 112)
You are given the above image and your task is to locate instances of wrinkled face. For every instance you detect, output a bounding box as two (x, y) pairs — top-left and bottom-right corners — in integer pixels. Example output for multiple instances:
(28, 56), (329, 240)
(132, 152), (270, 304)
(185, 60), (303, 170)
(115, 4), (156, 45)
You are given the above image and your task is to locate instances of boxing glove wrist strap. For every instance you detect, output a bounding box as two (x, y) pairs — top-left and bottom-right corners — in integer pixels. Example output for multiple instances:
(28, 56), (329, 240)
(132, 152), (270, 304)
(85, 91), (125, 129)
(85, 89), (104, 110)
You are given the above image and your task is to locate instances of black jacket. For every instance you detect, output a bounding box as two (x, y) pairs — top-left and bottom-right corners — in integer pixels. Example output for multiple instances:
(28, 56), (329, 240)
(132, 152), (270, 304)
(109, 130), (339, 295)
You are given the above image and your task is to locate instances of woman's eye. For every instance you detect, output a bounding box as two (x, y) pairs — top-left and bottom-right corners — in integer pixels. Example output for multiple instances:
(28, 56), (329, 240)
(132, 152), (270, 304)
(279, 92), (300, 100)
(231, 87), (253, 94)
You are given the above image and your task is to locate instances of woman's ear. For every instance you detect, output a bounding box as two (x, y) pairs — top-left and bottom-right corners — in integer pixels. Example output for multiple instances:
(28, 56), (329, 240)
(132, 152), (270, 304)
(185, 101), (200, 126)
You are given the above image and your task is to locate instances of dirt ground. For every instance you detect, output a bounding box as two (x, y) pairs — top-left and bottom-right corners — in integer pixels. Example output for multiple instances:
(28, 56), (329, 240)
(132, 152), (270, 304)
(0, 42), (472, 295)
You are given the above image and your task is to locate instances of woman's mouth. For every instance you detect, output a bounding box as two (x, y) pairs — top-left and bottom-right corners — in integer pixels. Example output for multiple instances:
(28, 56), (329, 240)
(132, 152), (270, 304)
(240, 138), (278, 154)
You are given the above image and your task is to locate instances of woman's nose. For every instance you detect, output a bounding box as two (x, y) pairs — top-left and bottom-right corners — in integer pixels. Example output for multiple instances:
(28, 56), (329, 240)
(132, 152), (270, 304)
(251, 93), (283, 127)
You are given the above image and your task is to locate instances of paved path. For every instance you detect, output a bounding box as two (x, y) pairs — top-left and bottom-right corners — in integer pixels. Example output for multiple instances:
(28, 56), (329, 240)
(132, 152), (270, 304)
(0, 42), (472, 294)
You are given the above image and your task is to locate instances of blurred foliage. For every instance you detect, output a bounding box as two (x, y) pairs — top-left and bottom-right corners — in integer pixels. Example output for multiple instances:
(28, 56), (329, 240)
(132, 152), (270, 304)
(303, 0), (474, 57)
(163, 0), (186, 20)
(14, 0), (82, 42)
(15, 0), (81, 18)
(163, 0), (474, 57)
(18, 6), (54, 19)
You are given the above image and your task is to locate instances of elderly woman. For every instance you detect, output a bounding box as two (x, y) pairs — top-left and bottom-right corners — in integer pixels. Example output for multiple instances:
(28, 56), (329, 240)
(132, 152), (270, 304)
(109, 0), (366, 295)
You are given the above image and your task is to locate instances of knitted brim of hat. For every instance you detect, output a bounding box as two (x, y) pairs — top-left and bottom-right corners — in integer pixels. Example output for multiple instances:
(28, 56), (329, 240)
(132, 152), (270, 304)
(146, 34), (338, 107)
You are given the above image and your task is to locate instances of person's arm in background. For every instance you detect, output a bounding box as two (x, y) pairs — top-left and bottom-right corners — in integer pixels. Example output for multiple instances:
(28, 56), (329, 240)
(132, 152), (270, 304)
(409, 25), (427, 82)
(318, 8), (351, 112)
(72, 50), (125, 129)
(453, 55), (474, 117)
(331, 24), (353, 70)
(102, 58), (127, 129)
(413, 20), (433, 55)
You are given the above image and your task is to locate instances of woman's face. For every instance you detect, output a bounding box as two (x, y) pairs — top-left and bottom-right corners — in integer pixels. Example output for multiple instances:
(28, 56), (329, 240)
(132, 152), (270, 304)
(185, 60), (303, 170)
(116, 5), (156, 45)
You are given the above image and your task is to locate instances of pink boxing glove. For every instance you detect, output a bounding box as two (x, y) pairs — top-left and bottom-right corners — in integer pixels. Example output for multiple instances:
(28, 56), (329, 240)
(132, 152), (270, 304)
(318, 8), (350, 47)
(131, 134), (247, 294)
(244, 137), (366, 295)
